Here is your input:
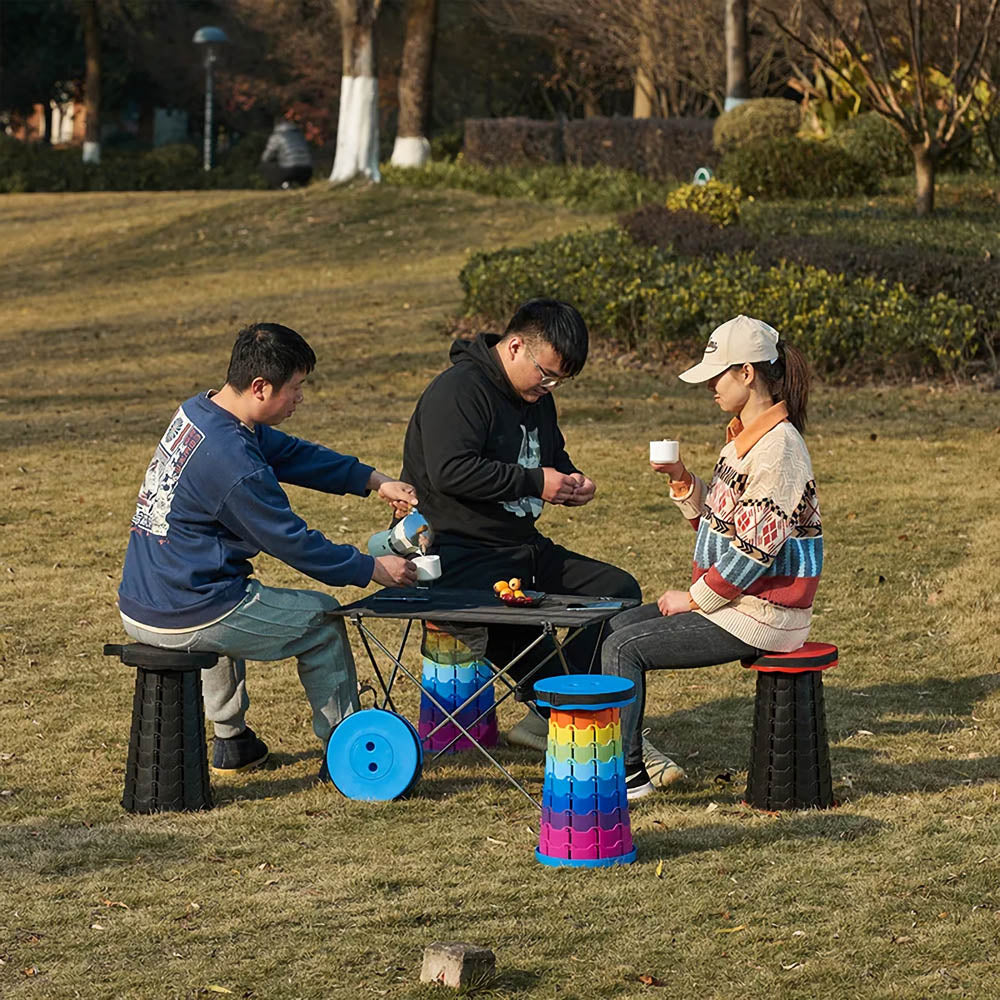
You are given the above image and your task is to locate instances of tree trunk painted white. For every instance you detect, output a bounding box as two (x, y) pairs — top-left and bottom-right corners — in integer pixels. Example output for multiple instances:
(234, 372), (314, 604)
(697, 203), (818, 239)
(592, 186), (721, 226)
(81, 0), (101, 164)
(330, 0), (382, 184)
(390, 135), (430, 167)
(390, 0), (436, 168)
(725, 0), (750, 109)
(331, 75), (380, 182)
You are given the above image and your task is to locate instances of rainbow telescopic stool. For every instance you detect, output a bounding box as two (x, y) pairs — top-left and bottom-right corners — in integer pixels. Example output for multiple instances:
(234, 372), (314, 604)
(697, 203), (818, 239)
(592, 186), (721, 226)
(533, 675), (637, 868)
(417, 623), (499, 753)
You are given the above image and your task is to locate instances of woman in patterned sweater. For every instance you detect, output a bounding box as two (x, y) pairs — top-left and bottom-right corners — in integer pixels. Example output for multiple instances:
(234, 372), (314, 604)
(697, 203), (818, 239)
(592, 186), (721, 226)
(602, 315), (822, 800)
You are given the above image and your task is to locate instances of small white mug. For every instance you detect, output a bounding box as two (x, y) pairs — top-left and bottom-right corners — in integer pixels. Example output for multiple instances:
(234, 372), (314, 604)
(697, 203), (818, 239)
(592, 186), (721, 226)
(649, 439), (679, 464)
(412, 554), (442, 582)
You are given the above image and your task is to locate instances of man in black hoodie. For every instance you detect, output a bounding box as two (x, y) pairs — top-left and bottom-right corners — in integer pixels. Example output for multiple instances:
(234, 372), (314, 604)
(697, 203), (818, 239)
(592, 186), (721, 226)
(400, 299), (683, 784)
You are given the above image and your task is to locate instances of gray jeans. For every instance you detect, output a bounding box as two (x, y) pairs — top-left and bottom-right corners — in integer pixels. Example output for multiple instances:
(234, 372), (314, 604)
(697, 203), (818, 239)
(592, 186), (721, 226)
(601, 604), (761, 769)
(121, 579), (358, 742)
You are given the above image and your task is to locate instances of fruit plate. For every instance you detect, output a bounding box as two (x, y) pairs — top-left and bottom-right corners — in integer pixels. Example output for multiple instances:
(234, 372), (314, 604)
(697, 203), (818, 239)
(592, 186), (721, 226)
(496, 589), (546, 608)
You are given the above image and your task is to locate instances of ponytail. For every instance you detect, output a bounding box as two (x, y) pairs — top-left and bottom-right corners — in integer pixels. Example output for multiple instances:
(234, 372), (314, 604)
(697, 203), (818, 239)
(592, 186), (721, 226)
(752, 342), (810, 432)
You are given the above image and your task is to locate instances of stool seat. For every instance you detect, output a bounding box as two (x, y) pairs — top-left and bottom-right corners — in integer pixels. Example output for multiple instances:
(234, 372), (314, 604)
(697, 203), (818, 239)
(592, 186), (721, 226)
(105, 642), (217, 813)
(104, 643), (218, 671)
(742, 642), (838, 812)
(742, 642), (838, 673)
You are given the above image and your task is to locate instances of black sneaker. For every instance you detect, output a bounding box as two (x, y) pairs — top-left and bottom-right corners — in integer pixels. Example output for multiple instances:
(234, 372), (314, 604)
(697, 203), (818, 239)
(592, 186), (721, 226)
(211, 727), (269, 774)
(626, 763), (655, 801)
(317, 756), (331, 784)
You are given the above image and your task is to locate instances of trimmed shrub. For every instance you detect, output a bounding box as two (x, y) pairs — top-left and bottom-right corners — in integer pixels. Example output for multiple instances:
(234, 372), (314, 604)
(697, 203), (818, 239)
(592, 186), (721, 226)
(621, 204), (757, 256)
(459, 227), (978, 378)
(380, 160), (674, 211)
(463, 118), (563, 167)
(460, 115), (715, 181)
(562, 116), (715, 181)
(0, 135), (269, 192)
(835, 113), (911, 177)
(665, 179), (742, 226)
(713, 98), (802, 154)
(719, 135), (877, 198)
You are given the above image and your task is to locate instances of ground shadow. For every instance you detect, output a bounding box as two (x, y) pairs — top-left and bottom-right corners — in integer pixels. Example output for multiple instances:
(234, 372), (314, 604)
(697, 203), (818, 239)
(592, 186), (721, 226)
(643, 671), (1000, 800)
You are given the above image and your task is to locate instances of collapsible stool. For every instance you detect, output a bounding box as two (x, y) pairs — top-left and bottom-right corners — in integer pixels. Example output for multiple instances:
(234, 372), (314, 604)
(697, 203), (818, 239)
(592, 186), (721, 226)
(534, 675), (637, 868)
(418, 623), (498, 753)
(104, 643), (217, 813)
(742, 642), (839, 811)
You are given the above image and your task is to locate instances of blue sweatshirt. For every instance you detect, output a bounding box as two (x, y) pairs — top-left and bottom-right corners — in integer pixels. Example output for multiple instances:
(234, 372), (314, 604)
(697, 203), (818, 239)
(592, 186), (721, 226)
(118, 392), (376, 629)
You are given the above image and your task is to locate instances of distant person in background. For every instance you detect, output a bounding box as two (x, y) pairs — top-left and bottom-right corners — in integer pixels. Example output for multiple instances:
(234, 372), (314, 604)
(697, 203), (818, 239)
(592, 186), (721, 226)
(260, 118), (313, 189)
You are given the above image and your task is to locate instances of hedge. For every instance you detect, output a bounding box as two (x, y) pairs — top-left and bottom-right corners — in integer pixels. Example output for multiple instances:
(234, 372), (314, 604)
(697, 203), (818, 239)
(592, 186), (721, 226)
(719, 135), (877, 198)
(380, 160), (674, 212)
(620, 204), (1000, 359)
(459, 227), (978, 379)
(462, 115), (715, 182)
(0, 135), (270, 193)
(713, 98), (803, 154)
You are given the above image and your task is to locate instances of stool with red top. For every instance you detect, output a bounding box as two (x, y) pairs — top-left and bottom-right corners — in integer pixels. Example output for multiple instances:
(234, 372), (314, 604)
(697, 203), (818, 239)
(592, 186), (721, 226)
(741, 642), (838, 811)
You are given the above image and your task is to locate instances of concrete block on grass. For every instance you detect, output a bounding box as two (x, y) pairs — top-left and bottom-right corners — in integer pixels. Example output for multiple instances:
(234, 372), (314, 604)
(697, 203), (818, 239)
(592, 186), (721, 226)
(420, 942), (496, 989)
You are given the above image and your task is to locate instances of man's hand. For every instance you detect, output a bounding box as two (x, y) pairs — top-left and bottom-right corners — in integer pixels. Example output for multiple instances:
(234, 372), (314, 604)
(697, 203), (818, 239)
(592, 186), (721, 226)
(541, 467), (578, 505)
(657, 589), (693, 616)
(371, 555), (417, 588)
(563, 472), (596, 507)
(376, 479), (418, 516)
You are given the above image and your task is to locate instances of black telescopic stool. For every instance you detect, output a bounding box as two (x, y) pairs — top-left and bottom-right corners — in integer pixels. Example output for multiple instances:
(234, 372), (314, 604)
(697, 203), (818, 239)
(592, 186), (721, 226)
(104, 643), (218, 813)
(741, 642), (838, 811)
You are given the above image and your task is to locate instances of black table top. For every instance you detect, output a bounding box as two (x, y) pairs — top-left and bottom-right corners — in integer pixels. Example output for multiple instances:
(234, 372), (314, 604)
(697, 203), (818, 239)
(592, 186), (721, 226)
(329, 587), (639, 628)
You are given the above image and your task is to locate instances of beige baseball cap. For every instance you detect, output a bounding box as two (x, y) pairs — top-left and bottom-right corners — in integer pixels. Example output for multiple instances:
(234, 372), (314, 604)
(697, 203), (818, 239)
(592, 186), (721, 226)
(678, 315), (781, 383)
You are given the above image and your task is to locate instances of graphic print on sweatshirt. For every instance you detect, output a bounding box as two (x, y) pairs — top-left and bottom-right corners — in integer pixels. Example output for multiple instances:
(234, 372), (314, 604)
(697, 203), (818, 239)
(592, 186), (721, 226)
(131, 406), (205, 536)
(502, 424), (543, 519)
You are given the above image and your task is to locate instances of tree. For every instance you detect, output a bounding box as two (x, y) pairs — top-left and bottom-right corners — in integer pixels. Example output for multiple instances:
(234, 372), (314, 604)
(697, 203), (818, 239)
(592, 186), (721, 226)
(390, 0), (436, 167)
(763, 0), (1000, 215)
(79, 0), (100, 162)
(330, 0), (382, 183)
(725, 0), (751, 109)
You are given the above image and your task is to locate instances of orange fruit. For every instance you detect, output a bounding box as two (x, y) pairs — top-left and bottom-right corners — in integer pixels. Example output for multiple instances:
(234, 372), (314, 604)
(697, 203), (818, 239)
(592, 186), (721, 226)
(508, 577), (521, 590)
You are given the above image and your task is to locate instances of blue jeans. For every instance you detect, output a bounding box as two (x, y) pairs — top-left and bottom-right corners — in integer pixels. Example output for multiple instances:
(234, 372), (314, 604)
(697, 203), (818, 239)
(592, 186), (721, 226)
(121, 580), (358, 743)
(601, 604), (762, 769)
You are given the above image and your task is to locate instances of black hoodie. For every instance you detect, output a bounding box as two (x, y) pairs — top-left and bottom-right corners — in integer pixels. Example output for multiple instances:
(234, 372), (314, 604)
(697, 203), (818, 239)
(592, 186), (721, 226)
(400, 333), (579, 546)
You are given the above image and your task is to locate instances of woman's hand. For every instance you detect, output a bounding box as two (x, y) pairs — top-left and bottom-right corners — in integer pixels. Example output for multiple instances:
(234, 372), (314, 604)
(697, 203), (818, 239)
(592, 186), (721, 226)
(657, 589), (693, 616)
(650, 459), (686, 479)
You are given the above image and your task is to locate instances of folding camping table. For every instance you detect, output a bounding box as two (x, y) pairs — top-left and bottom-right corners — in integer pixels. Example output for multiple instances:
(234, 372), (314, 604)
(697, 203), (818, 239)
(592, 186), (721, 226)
(328, 587), (639, 808)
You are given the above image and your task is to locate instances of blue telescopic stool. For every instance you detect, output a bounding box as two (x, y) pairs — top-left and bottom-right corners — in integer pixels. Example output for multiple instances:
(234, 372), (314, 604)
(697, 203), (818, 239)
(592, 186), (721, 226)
(323, 709), (423, 801)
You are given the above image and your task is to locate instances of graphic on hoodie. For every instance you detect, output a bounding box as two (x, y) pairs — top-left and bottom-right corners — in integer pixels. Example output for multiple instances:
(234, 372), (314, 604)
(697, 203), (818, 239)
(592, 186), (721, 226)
(502, 424), (543, 519)
(131, 406), (205, 536)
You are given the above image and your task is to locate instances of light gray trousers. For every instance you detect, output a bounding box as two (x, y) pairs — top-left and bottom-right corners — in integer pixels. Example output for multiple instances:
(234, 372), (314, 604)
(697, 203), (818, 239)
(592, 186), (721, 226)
(121, 579), (358, 742)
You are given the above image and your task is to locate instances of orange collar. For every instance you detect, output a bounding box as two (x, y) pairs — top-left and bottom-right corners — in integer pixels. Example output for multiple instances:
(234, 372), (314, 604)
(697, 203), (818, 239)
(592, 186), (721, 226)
(725, 401), (789, 457)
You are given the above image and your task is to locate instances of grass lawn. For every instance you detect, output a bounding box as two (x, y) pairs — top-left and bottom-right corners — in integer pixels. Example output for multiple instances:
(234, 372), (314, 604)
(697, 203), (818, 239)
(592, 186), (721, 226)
(1, 182), (999, 1000)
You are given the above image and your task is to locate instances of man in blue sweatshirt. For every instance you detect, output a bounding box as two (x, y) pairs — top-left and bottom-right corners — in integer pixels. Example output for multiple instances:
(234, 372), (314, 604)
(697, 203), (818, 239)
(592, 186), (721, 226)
(118, 322), (418, 774)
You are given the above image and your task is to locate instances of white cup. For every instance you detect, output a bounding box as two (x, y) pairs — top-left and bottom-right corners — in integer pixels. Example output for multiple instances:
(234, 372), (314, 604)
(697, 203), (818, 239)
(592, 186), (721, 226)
(412, 554), (441, 582)
(649, 439), (679, 464)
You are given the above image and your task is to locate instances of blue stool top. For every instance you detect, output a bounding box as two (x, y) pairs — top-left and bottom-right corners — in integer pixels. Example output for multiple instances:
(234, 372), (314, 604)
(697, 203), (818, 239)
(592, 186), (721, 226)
(534, 675), (635, 710)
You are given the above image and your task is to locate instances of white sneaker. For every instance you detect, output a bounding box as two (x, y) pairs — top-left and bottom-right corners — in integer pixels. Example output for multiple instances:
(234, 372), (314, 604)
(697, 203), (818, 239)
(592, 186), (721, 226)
(626, 765), (656, 800)
(642, 729), (685, 787)
(506, 708), (549, 751)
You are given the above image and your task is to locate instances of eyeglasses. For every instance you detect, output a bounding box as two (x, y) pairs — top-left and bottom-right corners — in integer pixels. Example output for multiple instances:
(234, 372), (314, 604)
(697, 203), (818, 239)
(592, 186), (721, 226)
(525, 344), (572, 389)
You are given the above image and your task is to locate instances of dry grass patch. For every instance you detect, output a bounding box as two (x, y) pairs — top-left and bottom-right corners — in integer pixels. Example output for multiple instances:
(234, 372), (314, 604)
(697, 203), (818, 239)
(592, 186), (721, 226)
(1, 185), (999, 1000)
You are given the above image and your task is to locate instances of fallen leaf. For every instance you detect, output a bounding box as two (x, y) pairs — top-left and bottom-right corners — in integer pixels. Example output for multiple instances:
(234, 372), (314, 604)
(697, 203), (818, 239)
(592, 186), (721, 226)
(655, 859), (664, 879)
(715, 924), (746, 934)
(781, 961), (804, 970)
(637, 974), (665, 986)
(705, 802), (719, 813)
(856, 730), (874, 737)
(204, 988), (234, 995)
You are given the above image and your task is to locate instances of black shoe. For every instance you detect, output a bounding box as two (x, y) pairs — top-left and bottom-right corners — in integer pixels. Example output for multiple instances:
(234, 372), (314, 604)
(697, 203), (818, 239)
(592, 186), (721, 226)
(211, 727), (269, 773)
(626, 763), (655, 801)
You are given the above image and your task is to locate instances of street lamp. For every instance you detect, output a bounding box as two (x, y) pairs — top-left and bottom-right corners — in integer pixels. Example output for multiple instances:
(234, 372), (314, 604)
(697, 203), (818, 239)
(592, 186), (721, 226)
(193, 26), (229, 171)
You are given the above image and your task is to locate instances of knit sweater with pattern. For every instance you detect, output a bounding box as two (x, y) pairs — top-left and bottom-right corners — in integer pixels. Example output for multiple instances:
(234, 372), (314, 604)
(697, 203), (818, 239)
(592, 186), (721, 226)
(671, 402), (822, 652)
